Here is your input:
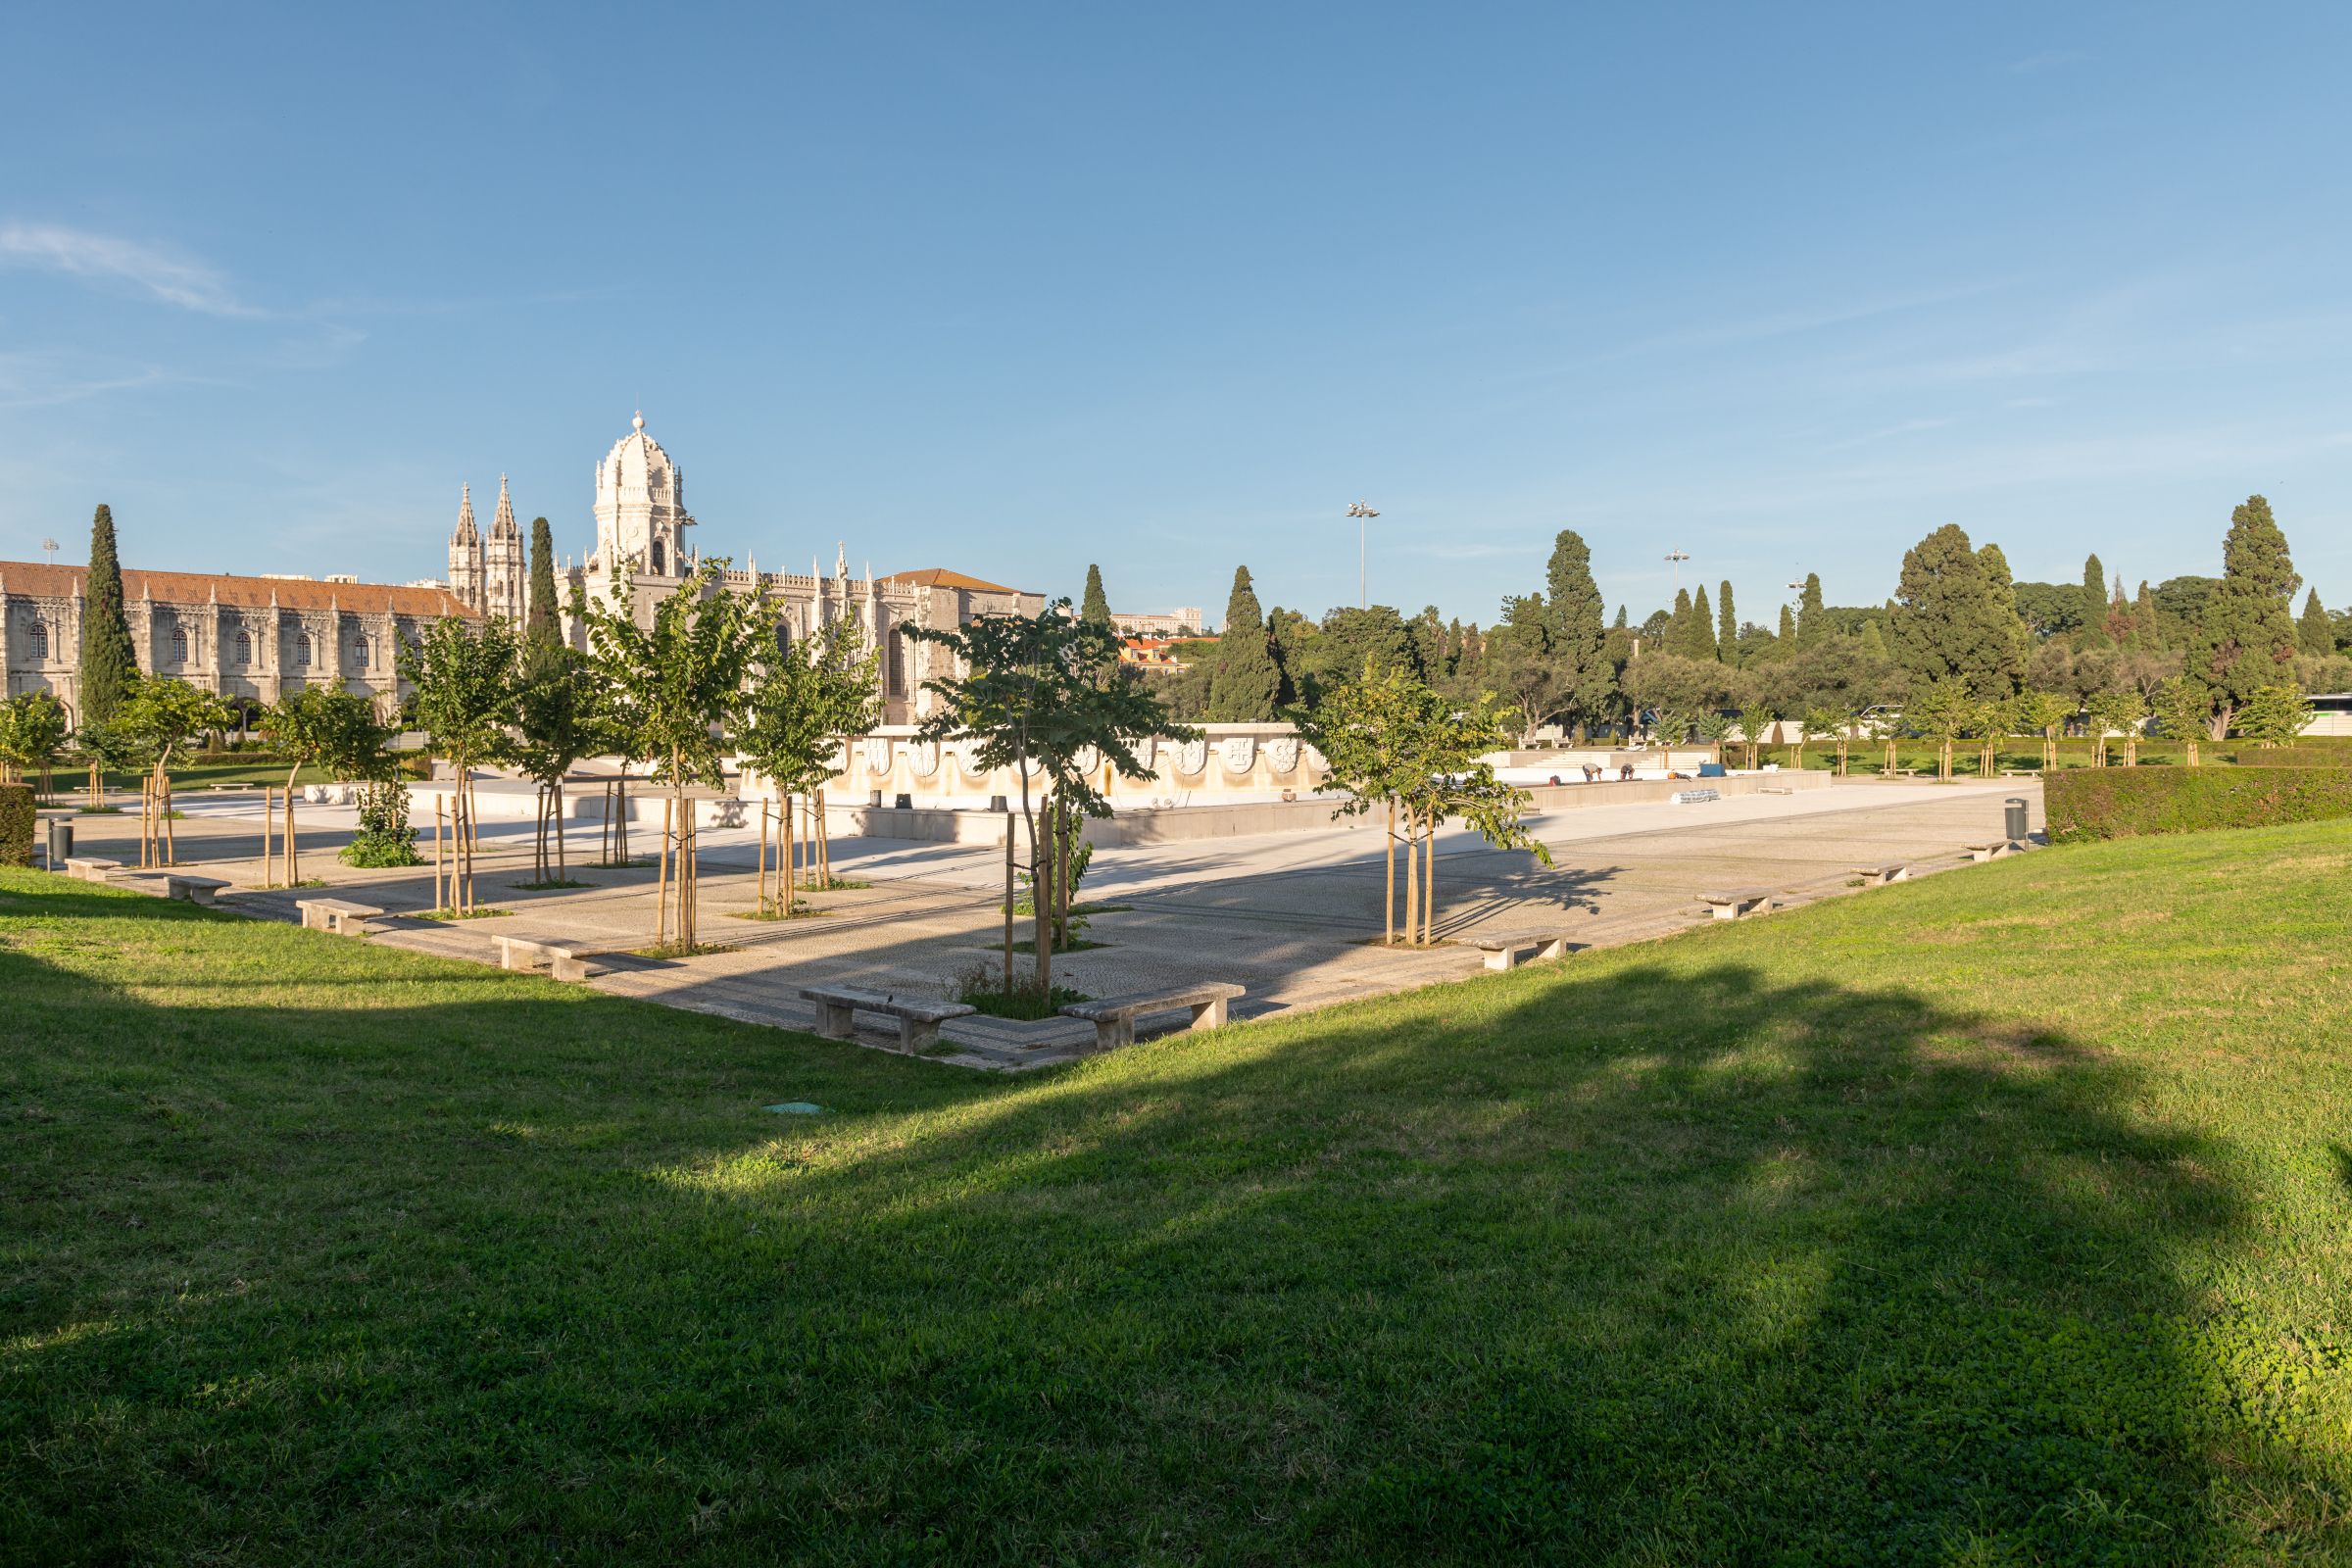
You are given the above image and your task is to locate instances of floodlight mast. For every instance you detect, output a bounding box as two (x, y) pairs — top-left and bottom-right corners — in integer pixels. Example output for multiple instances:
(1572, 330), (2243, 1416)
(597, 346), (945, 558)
(1347, 500), (1380, 609)
(1665, 548), (1690, 596)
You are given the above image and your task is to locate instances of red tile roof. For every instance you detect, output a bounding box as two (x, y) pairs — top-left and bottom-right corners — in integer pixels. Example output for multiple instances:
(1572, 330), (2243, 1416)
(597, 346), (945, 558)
(0, 562), (475, 618)
(881, 567), (1026, 595)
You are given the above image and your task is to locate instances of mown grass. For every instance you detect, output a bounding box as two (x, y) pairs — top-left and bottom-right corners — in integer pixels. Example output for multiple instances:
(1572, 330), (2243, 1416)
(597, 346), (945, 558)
(3, 826), (2351, 1564)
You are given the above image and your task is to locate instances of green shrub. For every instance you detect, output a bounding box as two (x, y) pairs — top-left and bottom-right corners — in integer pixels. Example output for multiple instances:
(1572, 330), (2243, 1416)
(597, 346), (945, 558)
(2045, 766), (2352, 843)
(339, 778), (421, 868)
(0, 783), (31, 866)
(2230, 746), (2348, 768)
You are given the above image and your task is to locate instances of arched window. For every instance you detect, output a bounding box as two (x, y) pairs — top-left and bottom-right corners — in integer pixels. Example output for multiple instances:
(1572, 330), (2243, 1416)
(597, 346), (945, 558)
(889, 628), (906, 698)
(294, 634), (312, 670)
(171, 625), (189, 662)
(651, 540), (666, 576)
(234, 629), (252, 666)
(29, 622), (48, 660)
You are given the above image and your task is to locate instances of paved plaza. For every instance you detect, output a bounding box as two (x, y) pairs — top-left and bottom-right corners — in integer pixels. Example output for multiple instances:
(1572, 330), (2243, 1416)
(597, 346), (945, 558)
(53, 778), (2043, 1068)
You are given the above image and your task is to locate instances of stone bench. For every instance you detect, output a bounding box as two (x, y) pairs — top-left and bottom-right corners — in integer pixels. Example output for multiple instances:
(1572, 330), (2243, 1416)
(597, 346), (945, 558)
(164, 873), (231, 906)
(1850, 862), (1911, 886)
(63, 857), (122, 882)
(1062, 982), (1245, 1053)
(1963, 841), (2022, 862)
(298, 898), (383, 937)
(495, 934), (610, 983)
(798, 984), (976, 1053)
(1697, 887), (1777, 920)
(1464, 928), (1575, 972)
(1668, 788), (1722, 805)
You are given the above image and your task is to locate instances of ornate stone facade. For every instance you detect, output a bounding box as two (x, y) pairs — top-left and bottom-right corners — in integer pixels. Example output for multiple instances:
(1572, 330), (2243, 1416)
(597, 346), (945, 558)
(0, 563), (472, 722)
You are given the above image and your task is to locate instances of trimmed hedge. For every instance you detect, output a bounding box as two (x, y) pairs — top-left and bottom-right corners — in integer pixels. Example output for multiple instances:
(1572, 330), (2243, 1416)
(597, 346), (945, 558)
(2232, 746), (2350, 768)
(0, 783), (32, 866)
(2046, 766), (2352, 842)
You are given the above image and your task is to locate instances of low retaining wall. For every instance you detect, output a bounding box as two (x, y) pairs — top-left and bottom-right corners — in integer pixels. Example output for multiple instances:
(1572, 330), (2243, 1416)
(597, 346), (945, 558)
(841, 768), (1837, 848)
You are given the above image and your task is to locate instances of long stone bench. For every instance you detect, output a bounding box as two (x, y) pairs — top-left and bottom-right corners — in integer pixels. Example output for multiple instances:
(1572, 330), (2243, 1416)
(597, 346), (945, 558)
(1963, 840), (2022, 862)
(1061, 982), (1245, 1053)
(164, 873), (231, 906)
(298, 898), (383, 937)
(1850, 862), (1911, 886)
(63, 857), (122, 882)
(495, 934), (610, 983)
(1697, 887), (1777, 920)
(1464, 927), (1575, 972)
(798, 984), (976, 1053)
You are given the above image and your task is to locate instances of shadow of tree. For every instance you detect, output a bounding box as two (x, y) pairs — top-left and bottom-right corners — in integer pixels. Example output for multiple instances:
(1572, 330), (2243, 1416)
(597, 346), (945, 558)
(1, 873), (2344, 1564)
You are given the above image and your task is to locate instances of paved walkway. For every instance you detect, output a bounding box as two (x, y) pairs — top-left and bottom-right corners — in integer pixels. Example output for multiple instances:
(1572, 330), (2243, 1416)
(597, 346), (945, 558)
(49, 779), (2042, 1069)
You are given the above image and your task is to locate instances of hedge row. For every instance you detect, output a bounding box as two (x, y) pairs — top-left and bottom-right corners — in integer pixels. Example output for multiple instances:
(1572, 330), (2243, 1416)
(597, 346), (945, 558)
(0, 783), (33, 866)
(2045, 766), (2352, 843)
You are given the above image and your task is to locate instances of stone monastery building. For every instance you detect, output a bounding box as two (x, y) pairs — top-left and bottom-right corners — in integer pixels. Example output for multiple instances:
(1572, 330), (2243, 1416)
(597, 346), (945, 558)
(5, 413), (1038, 725)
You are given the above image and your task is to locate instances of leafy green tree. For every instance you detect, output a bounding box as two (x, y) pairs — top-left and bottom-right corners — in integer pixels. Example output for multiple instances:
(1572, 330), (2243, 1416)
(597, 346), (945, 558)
(1715, 581), (1737, 663)
(1857, 618), (1889, 661)
(526, 516), (561, 651)
(1079, 564), (1112, 627)
(2082, 688), (2143, 767)
(1796, 706), (1843, 771)
(1673, 585), (1718, 661)
(1738, 701), (1778, 768)
(0, 690), (70, 797)
(2236, 683), (2313, 749)
(1206, 566), (1280, 720)
(1904, 677), (1976, 781)
(259, 686), (392, 885)
(578, 563), (773, 951)
(512, 643), (605, 884)
(2187, 495), (2301, 738)
(1295, 666), (1548, 948)
(1476, 623), (1572, 743)
(1776, 604), (1796, 646)
(402, 615), (525, 913)
(1889, 523), (2025, 700)
(120, 677), (233, 864)
(739, 615), (880, 912)
(2150, 675), (2209, 764)
(78, 504), (138, 726)
(909, 602), (1190, 993)
(2298, 589), (2333, 658)
(2013, 690), (2071, 769)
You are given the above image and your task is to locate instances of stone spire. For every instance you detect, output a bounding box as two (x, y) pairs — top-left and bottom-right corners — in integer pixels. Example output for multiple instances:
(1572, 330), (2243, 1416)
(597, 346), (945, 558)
(836, 542), (848, 583)
(490, 473), (518, 540)
(452, 484), (478, 546)
(448, 483), (486, 612)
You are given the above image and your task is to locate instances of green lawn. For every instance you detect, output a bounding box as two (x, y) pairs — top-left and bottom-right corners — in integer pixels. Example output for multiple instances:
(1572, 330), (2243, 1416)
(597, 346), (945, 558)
(3, 828), (2350, 1564)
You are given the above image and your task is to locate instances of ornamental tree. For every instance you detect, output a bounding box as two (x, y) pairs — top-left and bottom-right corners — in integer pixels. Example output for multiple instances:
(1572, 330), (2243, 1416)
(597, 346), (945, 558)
(0, 690), (70, 797)
(259, 686), (393, 885)
(401, 614), (526, 912)
(578, 561), (774, 951)
(2236, 683), (2313, 749)
(908, 601), (1190, 993)
(739, 613), (880, 911)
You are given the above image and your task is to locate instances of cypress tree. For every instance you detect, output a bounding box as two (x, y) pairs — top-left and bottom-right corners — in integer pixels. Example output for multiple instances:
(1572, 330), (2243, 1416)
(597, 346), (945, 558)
(526, 516), (560, 650)
(2190, 496), (2300, 732)
(1080, 564), (1112, 626)
(1205, 565), (1280, 720)
(2080, 554), (2106, 630)
(1795, 572), (1826, 646)
(2299, 588), (2333, 658)
(78, 504), (138, 725)
(1612, 605), (1628, 630)
(1541, 530), (1614, 732)
(1858, 618), (1888, 660)
(1676, 585), (1718, 661)
(1716, 581), (1737, 662)
(1777, 604), (1796, 642)
(2133, 581), (2162, 648)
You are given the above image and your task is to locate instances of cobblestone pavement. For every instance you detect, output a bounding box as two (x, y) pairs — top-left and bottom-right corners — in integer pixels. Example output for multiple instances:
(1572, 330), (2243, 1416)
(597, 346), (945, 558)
(51, 778), (2042, 1069)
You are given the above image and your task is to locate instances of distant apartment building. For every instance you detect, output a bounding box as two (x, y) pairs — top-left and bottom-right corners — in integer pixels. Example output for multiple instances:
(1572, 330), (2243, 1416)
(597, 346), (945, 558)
(1111, 607), (1204, 638)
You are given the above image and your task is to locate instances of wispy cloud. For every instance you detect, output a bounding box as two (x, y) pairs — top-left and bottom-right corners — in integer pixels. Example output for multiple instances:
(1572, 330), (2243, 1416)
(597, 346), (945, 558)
(0, 222), (261, 318)
(0, 352), (181, 411)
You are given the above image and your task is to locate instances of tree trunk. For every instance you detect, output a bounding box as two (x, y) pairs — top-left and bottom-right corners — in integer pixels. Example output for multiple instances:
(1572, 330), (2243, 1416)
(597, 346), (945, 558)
(555, 779), (566, 882)
(1003, 813), (1015, 993)
(1384, 797), (1396, 947)
(285, 761), (302, 884)
(1422, 808), (1437, 942)
(1402, 805), (1421, 947)
(815, 787), (829, 888)
(783, 790), (796, 912)
(656, 795), (672, 948)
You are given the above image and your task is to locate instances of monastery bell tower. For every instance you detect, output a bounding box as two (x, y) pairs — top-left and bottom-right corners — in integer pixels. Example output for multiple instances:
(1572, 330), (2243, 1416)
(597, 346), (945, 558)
(593, 412), (692, 581)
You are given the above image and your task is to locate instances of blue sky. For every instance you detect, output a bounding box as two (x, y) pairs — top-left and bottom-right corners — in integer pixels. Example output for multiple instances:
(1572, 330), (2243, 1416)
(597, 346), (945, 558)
(6, 3), (2351, 627)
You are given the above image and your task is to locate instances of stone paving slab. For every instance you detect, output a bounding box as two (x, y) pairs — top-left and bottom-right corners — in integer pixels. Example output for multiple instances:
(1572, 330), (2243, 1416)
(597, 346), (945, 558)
(46, 780), (2044, 1070)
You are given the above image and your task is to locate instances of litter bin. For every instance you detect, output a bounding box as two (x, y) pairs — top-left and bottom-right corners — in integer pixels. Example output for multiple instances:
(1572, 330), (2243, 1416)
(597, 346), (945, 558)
(989, 794), (1008, 813)
(47, 818), (73, 867)
(2004, 797), (2029, 842)
(894, 793), (913, 810)
(868, 789), (883, 808)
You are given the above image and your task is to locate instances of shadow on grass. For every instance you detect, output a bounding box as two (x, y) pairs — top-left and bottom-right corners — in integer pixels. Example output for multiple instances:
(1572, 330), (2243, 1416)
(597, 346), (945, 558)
(0, 871), (2341, 1563)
